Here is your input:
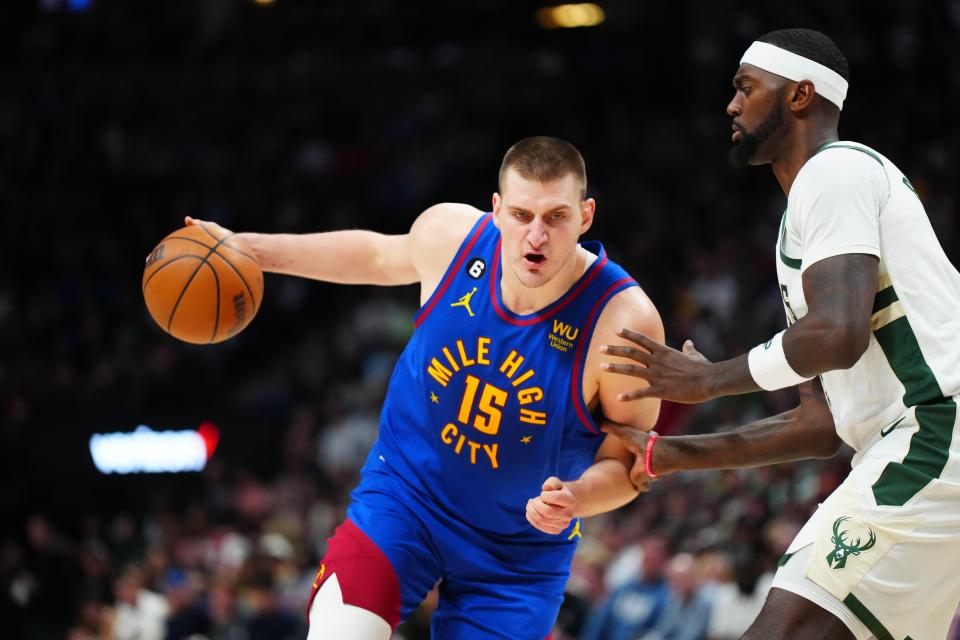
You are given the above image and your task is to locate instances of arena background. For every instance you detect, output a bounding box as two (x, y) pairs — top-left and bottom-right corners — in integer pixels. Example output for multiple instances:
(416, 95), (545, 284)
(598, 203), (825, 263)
(3, 1), (959, 638)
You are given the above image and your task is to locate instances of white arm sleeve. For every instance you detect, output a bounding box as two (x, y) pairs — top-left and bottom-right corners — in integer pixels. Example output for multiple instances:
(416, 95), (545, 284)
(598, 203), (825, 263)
(790, 148), (887, 273)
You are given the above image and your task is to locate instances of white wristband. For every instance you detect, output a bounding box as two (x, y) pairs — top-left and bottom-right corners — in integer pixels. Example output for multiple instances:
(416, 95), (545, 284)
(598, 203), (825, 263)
(747, 330), (812, 391)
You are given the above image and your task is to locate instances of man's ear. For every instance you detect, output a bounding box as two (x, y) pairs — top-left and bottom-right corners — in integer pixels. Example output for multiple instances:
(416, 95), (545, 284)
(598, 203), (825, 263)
(579, 197), (596, 235)
(789, 79), (817, 113)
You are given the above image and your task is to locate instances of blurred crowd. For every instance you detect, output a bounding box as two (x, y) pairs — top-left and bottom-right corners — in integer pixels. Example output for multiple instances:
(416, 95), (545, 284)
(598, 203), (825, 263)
(3, 0), (960, 638)
(2, 426), (852, 640)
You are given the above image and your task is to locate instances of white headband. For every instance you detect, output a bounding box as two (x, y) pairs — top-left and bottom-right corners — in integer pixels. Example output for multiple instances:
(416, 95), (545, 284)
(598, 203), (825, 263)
(740, 41), (848, 110)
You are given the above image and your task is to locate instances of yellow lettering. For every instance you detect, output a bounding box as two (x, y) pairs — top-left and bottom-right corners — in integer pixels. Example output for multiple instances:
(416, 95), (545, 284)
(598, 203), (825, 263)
(520, 409), (547, 425)
(427, 359), (453, 387)
(456, 339), (475, 367)
(548, 334), (573, 353)
(458, 375), (481, 424)
(483, 443), (499, 469)
(512, 368), (535, 388)
(517, 387), (543, 405)
(442, 347), (460, 372)
(552, 319), (579, 341)
(500, 350), (524, 378)
(440, 423), (499, 470)
(473, 384), (508, 435)
(441, 423), (457, 444)
(477, 337), (491, 365)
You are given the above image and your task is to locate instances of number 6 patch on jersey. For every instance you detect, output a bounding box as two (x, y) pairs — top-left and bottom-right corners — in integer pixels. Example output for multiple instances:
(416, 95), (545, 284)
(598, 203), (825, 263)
(465, 258), (486, 279)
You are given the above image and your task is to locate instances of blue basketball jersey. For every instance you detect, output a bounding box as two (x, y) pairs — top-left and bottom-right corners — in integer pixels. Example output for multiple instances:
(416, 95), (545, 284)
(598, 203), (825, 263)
(354, 213), (637, 539)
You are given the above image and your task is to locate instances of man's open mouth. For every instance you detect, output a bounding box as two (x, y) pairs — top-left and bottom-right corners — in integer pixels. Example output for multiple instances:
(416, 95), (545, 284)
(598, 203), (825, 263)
(524, 253), (545, 264)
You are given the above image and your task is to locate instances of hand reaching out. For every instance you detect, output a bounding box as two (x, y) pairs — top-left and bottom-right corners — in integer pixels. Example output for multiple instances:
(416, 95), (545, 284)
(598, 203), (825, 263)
(602, 329), (716, 404)
(601, 421), (660, 487)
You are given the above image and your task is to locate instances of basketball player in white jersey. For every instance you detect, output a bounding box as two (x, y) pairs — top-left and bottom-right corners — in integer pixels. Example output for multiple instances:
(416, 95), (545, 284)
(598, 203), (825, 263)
(602, 28), (960, 640)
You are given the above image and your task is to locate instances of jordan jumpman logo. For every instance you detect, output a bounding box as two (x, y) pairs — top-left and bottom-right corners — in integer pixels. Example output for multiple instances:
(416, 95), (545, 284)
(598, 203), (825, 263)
(451, 287), (478, 317)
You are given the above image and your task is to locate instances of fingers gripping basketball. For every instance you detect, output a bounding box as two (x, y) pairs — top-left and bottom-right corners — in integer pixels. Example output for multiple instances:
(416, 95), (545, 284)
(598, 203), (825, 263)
(142, 224), (264, 344)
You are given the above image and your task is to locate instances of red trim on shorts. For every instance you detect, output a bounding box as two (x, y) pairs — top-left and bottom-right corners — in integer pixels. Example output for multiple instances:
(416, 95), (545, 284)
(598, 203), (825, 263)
(489, 239), (609, 326)
(305, 518), (402, 630)
(413, 214), (492, 329)
(570, 277), (635, 434)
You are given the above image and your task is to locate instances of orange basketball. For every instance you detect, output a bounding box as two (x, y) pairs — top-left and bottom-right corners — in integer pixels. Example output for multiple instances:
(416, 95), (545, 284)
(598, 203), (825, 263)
(142, 223), (264, 344)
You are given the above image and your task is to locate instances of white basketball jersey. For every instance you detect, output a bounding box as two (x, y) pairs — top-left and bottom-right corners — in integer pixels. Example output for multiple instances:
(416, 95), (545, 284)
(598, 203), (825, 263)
(775, 141), (960, 452)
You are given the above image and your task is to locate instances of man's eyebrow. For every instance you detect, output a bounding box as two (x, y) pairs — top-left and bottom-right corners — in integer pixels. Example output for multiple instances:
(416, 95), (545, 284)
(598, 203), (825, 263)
(510, 205), (573, 214)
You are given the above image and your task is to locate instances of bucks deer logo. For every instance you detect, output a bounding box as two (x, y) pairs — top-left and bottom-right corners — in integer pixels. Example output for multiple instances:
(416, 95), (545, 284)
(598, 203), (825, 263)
(826, 516), (876, 569)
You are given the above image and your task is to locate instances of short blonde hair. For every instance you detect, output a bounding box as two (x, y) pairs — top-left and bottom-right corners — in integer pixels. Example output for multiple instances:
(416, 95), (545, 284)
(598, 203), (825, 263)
(498, 136), (587, 199)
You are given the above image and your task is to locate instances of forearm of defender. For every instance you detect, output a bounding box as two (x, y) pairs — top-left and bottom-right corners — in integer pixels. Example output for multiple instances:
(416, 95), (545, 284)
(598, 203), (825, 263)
(654, 380), (840, 474)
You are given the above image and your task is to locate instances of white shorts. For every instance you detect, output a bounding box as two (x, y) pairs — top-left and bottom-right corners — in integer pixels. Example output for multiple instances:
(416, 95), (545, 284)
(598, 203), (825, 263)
(772, 401), (960, 640)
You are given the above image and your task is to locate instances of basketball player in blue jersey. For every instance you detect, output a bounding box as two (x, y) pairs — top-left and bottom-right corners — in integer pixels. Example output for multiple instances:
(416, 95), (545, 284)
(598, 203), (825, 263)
(186, 136), (664, 639)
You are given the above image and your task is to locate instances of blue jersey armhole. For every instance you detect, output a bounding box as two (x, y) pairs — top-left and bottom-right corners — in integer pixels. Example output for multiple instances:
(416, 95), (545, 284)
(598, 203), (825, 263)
(413, 213), (492, 328)
(570, 276), (637, 434)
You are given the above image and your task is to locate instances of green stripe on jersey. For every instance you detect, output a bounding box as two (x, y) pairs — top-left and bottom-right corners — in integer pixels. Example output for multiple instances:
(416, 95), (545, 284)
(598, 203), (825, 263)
(873, 401), (955, 506)
(777, 212), (802, 269)
(872, 301), (945, 407)
(843, 594), (897, 640)
(872, 286), (899, 314)
(902, 176), (919, 196)
(871, 296), (954, 505)
(818, 143), (885, 167)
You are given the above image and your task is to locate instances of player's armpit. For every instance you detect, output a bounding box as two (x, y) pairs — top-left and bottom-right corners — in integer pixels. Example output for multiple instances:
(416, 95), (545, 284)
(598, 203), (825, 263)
(589, 286), (665, 429)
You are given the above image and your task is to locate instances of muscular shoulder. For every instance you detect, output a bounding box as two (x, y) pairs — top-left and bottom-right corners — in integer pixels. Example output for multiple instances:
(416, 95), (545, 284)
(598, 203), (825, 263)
(410, 202), (484, 239)
(410, 203), (485, 296)
(596, 286), (663, 340)
(586, 285), (665, 429)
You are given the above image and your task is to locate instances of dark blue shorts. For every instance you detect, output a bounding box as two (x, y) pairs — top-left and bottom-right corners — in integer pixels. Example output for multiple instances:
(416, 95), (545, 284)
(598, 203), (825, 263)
(340, 474), (576, 639)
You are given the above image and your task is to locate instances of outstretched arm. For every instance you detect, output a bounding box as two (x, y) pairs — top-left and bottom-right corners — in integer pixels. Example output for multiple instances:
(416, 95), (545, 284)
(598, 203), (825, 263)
(602, 253), (879, 403)
(235, 226), (418, 285)
(603, 378), (840, 485)
(186, 203), (482, 290)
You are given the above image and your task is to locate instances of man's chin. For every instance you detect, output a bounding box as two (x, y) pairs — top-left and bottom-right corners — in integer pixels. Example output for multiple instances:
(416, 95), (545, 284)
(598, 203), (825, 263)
(728, 143), (754, 168)
(516, 268), (551, 289)
(518, 274), (546, 289)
